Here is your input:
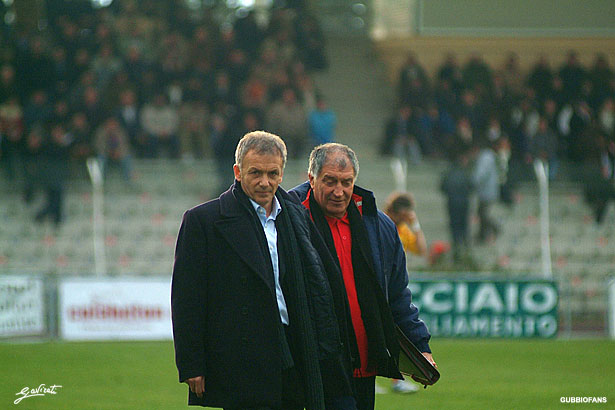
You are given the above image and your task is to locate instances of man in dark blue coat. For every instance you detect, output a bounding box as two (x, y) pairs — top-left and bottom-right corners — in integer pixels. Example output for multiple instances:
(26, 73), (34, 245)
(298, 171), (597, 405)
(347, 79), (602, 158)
(172, 132), (354, 409)
(290, 143), (435, 410)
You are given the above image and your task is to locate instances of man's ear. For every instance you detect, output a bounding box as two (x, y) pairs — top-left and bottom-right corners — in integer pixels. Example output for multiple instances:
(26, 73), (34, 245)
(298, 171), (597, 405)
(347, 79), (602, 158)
(308, 173), (315, 189)
(233, 164), (241, 181)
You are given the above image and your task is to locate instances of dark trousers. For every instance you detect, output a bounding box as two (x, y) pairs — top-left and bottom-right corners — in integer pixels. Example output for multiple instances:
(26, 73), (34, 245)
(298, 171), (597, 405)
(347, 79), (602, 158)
(591, 185), (615, 224)
(36, 186), (64, 225)
(23, 160), (39, 204)
(449, 203), (469, 245)
(477, 200), (498, 241)
(353, 376), (376, 410)
(448, 202), (470, 262)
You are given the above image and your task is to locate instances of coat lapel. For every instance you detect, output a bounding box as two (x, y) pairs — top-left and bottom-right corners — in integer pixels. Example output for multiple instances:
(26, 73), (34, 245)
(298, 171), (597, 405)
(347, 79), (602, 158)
(348, 201), (377, 275)
(214, 186), (275, 294)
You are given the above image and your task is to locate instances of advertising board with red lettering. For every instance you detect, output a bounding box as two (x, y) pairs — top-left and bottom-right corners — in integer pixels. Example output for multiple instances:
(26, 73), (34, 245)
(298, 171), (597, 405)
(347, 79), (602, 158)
(59, 278), (172, 340)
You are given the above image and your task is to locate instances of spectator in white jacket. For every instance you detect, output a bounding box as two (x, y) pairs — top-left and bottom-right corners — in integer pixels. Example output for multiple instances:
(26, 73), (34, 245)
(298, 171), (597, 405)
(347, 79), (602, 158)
(473, 137), (503, 243)
(140, 93), (180, 158)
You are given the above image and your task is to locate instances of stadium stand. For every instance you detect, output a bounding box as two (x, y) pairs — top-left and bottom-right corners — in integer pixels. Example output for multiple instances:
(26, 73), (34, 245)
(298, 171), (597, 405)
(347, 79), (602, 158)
(1, 1), (613, 335)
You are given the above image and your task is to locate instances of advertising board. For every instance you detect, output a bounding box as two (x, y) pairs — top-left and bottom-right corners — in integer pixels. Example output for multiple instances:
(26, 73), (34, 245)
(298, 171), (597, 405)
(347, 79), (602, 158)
(0, 276), (45, 337)
(59, 277), (172, 340)
(409, 279), (558, 338)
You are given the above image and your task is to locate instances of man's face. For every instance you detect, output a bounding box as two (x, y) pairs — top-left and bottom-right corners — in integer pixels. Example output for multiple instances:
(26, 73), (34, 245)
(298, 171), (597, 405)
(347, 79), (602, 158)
(309, 153), (355, 219)
(234, 149), (284, 213)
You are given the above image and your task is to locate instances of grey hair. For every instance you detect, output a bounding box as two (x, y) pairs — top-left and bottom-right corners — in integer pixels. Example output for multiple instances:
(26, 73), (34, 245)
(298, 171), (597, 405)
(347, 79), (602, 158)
(308, 143), (359, 179)
(235, 131), (288, 169)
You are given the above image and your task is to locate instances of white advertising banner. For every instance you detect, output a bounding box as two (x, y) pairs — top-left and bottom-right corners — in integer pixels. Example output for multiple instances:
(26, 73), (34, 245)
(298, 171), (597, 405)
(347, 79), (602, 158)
(59, 277), (172, 340)
(0, 276), (45, 337)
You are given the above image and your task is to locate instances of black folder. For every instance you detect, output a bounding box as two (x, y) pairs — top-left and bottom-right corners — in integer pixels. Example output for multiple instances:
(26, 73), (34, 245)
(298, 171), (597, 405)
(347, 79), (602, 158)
(395, 325), (440, 387)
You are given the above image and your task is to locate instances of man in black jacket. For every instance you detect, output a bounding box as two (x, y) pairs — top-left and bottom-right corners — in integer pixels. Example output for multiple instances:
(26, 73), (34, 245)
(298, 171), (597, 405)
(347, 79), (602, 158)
(291, 143), (435, 410)
(171, 131), (354, 410)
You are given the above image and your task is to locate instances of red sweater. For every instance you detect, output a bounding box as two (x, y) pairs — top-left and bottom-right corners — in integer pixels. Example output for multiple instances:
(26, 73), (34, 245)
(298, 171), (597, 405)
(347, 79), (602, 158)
(303, 193), (375, 377)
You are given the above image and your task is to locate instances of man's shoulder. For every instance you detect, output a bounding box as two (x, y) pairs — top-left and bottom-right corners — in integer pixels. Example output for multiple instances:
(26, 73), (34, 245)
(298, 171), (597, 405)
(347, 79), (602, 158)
(183, 197), (221, 221)
(278, 188), (309, 220)
(287, 181), (310, 202)
(376, 209), (397, 236)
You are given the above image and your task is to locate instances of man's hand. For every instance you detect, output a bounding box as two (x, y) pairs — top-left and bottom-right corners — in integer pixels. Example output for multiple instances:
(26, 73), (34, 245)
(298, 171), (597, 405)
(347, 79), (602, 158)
(422, 352), (437, 368)
(185, 376), (205, 398)
(411, 352), (438, 385)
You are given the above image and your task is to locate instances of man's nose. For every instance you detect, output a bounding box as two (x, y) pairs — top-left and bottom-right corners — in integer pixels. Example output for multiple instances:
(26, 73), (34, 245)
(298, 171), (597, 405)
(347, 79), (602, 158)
(258, 175), (270, 187)
(333, 184), (344, 197)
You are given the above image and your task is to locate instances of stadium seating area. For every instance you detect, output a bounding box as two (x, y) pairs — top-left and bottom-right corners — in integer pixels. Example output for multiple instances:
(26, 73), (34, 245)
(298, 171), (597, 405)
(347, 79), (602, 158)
(1, 2), (613, 337)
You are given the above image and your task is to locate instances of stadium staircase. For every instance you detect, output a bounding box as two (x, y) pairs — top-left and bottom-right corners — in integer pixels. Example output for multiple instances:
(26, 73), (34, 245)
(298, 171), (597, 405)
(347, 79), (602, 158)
(311, 35), (395, 161)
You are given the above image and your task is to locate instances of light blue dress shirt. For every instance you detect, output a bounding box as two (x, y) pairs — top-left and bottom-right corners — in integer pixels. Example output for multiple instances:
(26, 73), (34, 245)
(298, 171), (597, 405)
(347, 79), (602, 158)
(249, 196), (289, 325)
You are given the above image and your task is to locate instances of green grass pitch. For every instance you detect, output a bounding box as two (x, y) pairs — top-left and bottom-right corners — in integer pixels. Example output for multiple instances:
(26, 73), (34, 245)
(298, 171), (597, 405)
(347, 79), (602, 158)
(1, 339), (613, 409)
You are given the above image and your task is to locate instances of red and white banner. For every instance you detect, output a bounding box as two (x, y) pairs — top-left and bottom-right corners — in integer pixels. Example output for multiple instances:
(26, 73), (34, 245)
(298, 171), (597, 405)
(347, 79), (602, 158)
(59, 277), (172, 340)
(0, 276), (45, 337)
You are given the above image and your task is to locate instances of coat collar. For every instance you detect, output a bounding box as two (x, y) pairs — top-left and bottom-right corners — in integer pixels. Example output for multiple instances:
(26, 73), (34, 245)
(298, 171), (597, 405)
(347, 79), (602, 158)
(218, 180), (254, 218)
(215, 181), (275, 292)
(215, 181), (300, 294)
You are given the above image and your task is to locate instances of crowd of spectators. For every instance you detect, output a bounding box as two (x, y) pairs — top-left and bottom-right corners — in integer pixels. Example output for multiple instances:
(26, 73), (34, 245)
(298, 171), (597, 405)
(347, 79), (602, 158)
(386, 50), (615, 167)
(0, 0), (329, 225)
(385, 50), (615, 225)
